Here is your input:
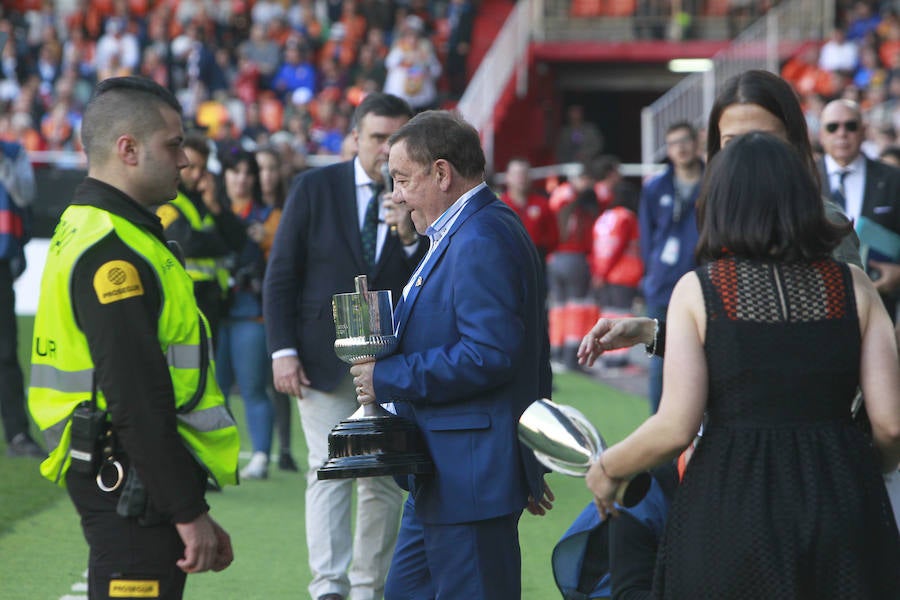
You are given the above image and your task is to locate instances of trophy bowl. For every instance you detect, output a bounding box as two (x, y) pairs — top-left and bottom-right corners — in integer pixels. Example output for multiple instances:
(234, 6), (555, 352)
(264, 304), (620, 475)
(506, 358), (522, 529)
(318, 276), (434, 480)
(518, 398), (650, 508)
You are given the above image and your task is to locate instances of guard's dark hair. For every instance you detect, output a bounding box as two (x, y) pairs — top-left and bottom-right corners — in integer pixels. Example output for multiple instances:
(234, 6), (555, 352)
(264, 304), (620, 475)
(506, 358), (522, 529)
(351, 93), (414, 130)
(695, 132), (850, 263)
(388, 110), (485, 180)
(81, 76), (182, 165)
(706, 70), (820, 195)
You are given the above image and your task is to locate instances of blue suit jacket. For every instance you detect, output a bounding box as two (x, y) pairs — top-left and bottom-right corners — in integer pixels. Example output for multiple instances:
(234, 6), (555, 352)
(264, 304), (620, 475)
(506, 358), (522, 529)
(263, 160), (426, 391)
(373, 186), (552, 525)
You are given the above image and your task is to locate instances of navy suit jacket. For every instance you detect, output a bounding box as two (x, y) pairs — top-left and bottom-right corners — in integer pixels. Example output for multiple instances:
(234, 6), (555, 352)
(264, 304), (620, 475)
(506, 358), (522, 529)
(818, 157), (900, 236)
(859, 158), (900, 236)
(263, 160), (426, 391)
(373, 186), (552, 525)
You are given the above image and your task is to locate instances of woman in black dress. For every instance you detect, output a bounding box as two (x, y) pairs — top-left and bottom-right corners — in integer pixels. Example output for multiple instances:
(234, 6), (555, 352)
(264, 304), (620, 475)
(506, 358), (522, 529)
(578, 70), (862, 365)
(587, 132), (900, 598)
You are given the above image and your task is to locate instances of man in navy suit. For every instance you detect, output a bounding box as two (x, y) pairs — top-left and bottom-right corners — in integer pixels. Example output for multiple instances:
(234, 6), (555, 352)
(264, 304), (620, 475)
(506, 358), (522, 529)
(819, 99), (900, 318)
(263, 93), (424, 600)
(350, 111), (553, 599)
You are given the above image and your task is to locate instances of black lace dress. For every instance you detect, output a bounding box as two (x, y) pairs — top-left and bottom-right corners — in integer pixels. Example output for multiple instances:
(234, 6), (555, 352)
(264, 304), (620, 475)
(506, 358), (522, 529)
(652, 257), (900, 599)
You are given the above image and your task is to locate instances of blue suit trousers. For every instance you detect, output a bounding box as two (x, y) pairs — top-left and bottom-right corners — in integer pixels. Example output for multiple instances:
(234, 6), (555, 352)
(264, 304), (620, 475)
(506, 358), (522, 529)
(385, 495), (523, 600)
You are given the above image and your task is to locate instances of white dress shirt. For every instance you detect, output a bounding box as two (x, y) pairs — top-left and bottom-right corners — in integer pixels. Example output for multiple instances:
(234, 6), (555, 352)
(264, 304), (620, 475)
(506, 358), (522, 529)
(825, 153), (866, 222)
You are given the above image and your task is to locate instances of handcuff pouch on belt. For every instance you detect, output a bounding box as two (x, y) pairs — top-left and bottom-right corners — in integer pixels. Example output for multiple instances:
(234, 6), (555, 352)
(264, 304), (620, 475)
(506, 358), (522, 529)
(68, 375), (124, 493)
(68, 400), (108, 475)
(116, 468), (167, 526)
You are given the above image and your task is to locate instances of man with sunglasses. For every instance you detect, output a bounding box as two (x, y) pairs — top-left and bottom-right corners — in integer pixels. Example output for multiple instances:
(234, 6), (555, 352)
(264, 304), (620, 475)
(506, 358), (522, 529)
(819, 99), (900, 319)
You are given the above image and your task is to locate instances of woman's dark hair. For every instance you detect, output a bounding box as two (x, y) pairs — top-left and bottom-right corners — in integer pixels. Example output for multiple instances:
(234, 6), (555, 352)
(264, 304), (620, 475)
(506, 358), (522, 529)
(219, 147), (262, 205)
(255, 145), (286, 209)
(706, 70), (821, 195)
(695, 132), (851, 263)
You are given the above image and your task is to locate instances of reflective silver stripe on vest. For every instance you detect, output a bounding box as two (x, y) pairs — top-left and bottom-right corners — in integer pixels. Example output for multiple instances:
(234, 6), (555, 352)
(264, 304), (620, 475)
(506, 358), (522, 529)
(167, 344), (201, 370)
(43, 406), (234, 452)
(184, 262), (218, 277)
(177, 405), (236, 432)
(41, 417), (70, 453)
(30, 364), (93, 393)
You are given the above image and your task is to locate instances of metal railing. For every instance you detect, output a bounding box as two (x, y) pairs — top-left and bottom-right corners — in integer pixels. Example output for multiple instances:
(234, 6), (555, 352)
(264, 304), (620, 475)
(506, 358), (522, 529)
(640, 0), (833, 164)
(456, 0), (533, 173)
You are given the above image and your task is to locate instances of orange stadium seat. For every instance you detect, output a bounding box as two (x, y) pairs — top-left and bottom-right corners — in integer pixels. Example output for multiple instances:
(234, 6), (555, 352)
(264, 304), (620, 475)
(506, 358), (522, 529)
(570, 0), (635, 17)
(570, 0), (604, 18)
(704, 0), (730, 17)
(605, 0), (636, 17)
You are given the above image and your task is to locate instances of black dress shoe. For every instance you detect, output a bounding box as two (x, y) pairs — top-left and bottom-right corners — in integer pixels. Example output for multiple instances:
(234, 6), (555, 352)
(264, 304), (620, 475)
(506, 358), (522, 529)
(6, 433), (45, 458)
(278, 452), (299, 472)
(317, 594), (343, 600)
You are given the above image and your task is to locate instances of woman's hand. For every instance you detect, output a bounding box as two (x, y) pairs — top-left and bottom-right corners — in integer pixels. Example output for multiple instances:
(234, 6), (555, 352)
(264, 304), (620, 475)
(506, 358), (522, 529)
(578, 316), (656, 367)
(586, 457), (621, 520)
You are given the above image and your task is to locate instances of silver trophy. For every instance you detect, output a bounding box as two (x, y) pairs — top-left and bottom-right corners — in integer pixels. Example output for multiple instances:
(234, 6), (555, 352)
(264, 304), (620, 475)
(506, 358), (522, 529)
(318, 276), (433, 480)
(518, 398), (650, 507)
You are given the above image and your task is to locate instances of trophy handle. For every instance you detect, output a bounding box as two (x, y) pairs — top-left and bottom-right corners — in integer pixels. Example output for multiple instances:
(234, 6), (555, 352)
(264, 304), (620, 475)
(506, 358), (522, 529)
(557, 405), (651, 508)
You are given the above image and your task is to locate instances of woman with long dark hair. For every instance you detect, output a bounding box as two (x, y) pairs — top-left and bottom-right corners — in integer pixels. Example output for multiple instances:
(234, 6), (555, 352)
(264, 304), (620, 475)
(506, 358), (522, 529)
(250, 146), (298, 472)
(588, 132), (900, 597)
(216, 148), (275, 480)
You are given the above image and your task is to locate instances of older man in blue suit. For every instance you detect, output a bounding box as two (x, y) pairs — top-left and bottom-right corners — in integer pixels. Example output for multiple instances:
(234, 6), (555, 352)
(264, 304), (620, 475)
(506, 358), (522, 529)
(264, 93), (424, 600)
(350, 111), (554, 599)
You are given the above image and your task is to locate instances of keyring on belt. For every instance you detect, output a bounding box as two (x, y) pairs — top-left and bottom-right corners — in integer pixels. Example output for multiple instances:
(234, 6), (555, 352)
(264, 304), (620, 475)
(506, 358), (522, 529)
(95, 427), (124, 492)
(96, 459), (124, 492)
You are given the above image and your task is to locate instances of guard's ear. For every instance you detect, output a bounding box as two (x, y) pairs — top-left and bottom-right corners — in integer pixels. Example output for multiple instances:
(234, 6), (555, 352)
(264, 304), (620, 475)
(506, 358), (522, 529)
(116, 134), (139, 166)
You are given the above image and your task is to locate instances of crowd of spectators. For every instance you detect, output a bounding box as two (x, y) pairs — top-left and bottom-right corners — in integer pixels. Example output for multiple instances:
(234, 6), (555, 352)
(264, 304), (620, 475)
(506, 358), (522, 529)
(0, 0), (475, 172)
(781, 1), (900, 159)
(7, 0), (900, 177)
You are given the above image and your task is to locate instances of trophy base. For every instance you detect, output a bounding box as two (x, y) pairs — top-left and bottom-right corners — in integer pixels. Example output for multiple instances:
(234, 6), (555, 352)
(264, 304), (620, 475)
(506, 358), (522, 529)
(317, 414), (434, 480)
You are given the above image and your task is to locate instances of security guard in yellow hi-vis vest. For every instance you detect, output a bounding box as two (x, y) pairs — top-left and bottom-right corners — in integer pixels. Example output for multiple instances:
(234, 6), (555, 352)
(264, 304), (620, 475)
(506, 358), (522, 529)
(28, 77), (240, 600)
(155, 132), (245, 347)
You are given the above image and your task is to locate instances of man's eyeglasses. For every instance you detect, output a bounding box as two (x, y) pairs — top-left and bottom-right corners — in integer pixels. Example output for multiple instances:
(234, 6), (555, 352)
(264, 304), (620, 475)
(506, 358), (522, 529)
(666, 136), (694, 147)
(824, 120), (860, 133)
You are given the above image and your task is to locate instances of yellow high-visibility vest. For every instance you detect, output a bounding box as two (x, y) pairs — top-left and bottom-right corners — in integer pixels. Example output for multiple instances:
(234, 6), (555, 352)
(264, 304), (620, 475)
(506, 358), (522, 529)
(29, 204), (239, 487)
(160, 192), (230, 294)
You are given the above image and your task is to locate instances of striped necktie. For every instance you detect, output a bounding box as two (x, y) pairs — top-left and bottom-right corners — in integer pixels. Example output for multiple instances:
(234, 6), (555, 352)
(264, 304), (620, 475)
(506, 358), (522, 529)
(832, 169), (850, 209)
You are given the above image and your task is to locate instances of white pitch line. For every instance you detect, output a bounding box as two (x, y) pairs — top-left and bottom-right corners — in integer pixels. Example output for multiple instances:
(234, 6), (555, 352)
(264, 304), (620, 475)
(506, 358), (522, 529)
(60, 569), (89, 599)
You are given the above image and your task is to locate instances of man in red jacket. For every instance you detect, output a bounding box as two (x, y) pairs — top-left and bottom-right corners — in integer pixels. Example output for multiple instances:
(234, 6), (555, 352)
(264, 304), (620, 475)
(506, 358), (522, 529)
(500, 157), (558, 265)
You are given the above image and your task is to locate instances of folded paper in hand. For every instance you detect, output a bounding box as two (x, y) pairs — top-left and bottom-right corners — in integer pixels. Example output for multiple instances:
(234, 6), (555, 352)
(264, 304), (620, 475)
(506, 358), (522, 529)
(855, 216), (900, 262)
